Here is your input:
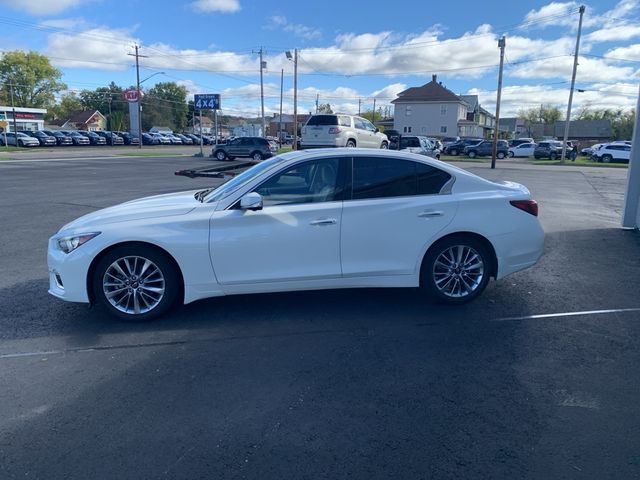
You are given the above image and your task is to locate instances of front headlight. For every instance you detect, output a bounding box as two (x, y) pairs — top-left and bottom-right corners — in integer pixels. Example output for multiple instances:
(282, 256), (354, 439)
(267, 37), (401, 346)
(57, 232), (101, 254)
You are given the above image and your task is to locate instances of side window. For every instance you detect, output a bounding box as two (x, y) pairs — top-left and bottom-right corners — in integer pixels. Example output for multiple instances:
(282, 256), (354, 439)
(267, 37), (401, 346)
(416, 163), (452, 195)
(363, 120), (376, 132)
(354, 118), (366, 130)
(339, 116), (351, 127)
(400, 137), (420, 148)
(352, 157), (416, 200)
(254, 158), (342, 206)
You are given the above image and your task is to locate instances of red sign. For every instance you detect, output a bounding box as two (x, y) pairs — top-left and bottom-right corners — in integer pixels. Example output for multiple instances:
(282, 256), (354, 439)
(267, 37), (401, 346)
(15, 112), (38, 119)
(123, 89), (141, 102)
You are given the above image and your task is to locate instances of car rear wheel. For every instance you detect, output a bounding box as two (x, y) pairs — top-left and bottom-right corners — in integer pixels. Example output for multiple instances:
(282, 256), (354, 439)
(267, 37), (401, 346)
(215, 150), (227, 161)
(450, 149), (458, 156)
(252, 151), (263, 161)
(468, 150), (477, 158)
(422, 236), (491, 304)
(497, 152), (505, 159)
(346, 140), (356, 148)
(380, 141), (388, 149)
(550, 152), (558, 160)
(93, 245), (179, 321)
(508, 151), (514, 158)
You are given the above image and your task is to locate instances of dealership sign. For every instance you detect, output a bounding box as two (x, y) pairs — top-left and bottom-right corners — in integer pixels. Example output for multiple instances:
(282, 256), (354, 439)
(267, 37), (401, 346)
(123, 90), (142, 102)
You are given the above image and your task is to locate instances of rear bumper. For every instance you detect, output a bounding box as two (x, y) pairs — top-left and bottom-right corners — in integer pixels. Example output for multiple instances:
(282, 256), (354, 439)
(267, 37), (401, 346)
(493, 221), (545, 279)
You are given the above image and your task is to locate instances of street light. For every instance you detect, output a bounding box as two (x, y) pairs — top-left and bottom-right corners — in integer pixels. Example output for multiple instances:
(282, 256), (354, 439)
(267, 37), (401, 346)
(286, 49), (297, 149)
(140, 71), (166, 85)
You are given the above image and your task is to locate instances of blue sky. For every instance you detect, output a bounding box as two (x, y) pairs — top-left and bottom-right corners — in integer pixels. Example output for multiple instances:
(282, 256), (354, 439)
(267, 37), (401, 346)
(0, 0), (638, 117)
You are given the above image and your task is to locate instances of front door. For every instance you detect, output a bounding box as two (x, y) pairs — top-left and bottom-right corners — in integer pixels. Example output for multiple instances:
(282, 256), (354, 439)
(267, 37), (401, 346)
(210, 157), (347, 285)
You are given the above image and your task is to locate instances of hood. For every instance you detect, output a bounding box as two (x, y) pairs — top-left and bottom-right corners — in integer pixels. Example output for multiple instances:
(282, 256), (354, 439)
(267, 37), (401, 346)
(60, 190), (200, 232)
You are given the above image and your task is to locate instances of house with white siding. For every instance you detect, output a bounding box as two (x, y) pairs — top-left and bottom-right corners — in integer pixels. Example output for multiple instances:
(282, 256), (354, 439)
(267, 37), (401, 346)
(391, 75), (488, 138)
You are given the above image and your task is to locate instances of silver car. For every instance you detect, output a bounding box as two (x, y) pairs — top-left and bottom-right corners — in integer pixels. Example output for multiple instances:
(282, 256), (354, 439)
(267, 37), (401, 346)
(1, 132), (40, 147)
(399, 135), (440, 159)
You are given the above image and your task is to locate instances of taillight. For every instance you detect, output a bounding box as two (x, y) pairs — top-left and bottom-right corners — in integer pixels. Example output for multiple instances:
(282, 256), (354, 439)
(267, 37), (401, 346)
(328, 127), (341, 134)
(510, 200), (538, 216)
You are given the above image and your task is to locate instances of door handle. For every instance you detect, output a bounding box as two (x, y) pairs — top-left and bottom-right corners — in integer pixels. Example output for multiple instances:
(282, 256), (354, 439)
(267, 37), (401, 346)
(418, 210), (444, 218)
(310, 218), (337, 226)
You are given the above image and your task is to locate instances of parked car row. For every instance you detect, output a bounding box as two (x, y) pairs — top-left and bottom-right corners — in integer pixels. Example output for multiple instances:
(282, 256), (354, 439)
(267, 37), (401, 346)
(0, 129), (227, 148)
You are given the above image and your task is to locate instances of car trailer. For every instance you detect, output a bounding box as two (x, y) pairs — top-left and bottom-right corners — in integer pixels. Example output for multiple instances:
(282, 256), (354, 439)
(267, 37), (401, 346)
(174, 161), (255, 179)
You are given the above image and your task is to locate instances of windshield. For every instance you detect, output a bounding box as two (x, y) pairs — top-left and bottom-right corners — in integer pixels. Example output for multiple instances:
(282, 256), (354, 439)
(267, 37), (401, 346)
(203, 156), (284, 203)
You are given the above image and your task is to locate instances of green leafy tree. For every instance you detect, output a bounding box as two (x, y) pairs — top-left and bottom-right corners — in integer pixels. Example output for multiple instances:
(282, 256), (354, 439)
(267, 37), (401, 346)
(141, 82), (188, 131)
(47, 92), (83, 121)
(317, 103), (333, 114)
(518, 105), (564, 137)
(0, 50), (66, 108)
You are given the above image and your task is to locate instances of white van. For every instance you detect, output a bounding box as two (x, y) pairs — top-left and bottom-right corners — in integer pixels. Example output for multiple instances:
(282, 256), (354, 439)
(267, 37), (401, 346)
(301, 114), (388, 149)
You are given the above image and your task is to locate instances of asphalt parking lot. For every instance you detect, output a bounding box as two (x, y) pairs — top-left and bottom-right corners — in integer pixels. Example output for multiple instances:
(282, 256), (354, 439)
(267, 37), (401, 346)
(1, 155), (639, 479)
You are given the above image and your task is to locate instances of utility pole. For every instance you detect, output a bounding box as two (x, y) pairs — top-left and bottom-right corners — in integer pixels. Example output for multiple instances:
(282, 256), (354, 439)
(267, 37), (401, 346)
(279, 68), (284, 144)
(286, 49), (298, 150)
(315, 93), (319, 113)
(491, 36), (506, 170)
(358, 98), (361, 115)
(561, 5), (586, 163)
(372, 98), (377, 124)
(255, 47), (266, 138)
(9, 81), (18, 136)
(128, 45), (147, 149)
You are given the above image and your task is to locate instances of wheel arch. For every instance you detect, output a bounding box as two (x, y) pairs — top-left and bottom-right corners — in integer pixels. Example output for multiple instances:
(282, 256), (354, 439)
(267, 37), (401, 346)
(86, 241), (185, 306)
(346, 138), (357, 147)
(419, 231), (498, 286)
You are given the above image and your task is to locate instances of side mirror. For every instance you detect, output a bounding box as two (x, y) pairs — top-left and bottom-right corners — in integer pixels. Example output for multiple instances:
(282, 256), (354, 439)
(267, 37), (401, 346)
(240, 192), (263, 211)
(375, 128), (380, 133)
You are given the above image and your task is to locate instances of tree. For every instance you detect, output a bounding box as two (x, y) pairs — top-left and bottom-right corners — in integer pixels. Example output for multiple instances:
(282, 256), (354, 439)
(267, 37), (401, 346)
(141, 82), (188, 131)
(79, 82), (127, 130)
(0, 51), (66, 108)
(576, 107), (635, 140)
(517, 105), (564, 137)
(317, 103), (333, 114)
(46, 92), (83, 122)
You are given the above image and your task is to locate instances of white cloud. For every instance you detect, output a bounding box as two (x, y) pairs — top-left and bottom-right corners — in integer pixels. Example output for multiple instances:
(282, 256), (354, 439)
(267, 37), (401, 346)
(39, 18), (87, 29)
(190, 0), (240, 13)
(267, 16), (321, 40)
(508, 55), (636, 83)
(0, 0), (90, 15)
(606, 43), (640, 60)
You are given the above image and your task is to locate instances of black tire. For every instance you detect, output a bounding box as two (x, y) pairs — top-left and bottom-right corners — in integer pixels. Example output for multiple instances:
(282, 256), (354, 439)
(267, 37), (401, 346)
(468, 150), (477, 158)
(214, 150), (227, 161)
(92, 245), (180, 321)
(550, 152), (558, 160)
(380, 141), (388, 149)
(497, 151), (505, 159)
(251, 151), (263, 161)
(18, 140), (23, 147)
(346, 139), (356, 148)
(450, 149), (458, 156)
(602, 154), (612, 163)
(508, 151), (514, 158)
(422, 235), (492, 304)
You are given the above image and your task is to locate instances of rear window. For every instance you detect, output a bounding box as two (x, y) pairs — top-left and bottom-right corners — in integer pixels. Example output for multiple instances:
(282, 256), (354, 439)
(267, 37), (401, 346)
(306, 115), (338, 126)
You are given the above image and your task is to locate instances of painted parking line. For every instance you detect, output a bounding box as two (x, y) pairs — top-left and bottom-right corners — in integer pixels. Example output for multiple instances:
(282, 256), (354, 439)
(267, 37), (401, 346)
(493, 307), (640, 322)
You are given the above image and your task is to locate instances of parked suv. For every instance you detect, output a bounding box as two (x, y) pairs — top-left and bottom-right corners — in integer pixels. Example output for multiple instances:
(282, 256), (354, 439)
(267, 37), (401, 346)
(443, 138), (483, 156)
(464, 140), (509, 158)
(23, 130), (57, 146)
(592, 143), (631, 163)
(533, 141), (564, 160)
(212, 136), (277, 161)
(300, 114), (388, 149)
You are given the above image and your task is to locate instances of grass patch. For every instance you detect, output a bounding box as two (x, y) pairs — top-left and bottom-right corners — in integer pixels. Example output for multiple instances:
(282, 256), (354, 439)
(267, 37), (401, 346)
(533, 158), (628, 168)
(120, 152), (189, 157)
(440, 155), (490, 163)
(277, 146), (293, 154)
(0, 146), (26, 153)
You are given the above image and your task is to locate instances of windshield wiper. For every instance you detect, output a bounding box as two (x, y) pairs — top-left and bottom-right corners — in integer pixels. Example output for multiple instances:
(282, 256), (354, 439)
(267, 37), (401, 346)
(194, 188), (214, 202)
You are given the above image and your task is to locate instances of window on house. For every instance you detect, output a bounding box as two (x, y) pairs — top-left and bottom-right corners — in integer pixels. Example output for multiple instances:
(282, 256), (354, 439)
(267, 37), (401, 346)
(405, 106), (412, 116)
(440, 105), (447, 115)
(440, 126), (447, 133)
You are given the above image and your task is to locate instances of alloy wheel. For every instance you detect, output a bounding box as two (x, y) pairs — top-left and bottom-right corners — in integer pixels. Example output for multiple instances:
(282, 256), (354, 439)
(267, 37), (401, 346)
(432, 245), (484, 298)
(102, 256), (166, 315)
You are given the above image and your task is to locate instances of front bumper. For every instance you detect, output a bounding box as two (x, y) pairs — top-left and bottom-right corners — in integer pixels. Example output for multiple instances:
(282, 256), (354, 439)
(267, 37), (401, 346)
(47, 237), (92, 303)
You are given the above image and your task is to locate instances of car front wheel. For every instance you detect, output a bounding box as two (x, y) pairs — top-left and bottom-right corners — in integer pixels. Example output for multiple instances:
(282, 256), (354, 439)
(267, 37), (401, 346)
(468, 150), (476, 158)
(497, 152), (505, 159)
(380, 141), (388, 149)
(93, 245), (179, 321)
(601, 154), (612, 163)
(508, 151), (514, 158)
(422, 236), (491, 304)
(252, 151), (263, 161)
(215, 150), (227, 161)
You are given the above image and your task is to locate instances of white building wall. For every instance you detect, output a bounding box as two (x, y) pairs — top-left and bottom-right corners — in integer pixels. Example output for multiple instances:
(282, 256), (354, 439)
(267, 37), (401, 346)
(393, 102), (466, 137)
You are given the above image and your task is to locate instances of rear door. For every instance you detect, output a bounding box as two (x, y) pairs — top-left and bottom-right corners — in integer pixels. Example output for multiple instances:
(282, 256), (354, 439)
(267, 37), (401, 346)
(303, 115), (338, 147)
(340, 156), (458, 277)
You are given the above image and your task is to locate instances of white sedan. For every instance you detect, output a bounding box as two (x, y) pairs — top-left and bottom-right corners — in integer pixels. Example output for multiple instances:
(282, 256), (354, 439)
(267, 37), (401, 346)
(508, 142), (536, 158)
(48, 149), (544, 321)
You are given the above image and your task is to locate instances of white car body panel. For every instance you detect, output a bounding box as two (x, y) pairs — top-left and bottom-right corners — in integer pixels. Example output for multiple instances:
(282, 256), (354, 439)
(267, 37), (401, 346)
(509, 143), (536, 157)
(48, 149), (544, 307)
